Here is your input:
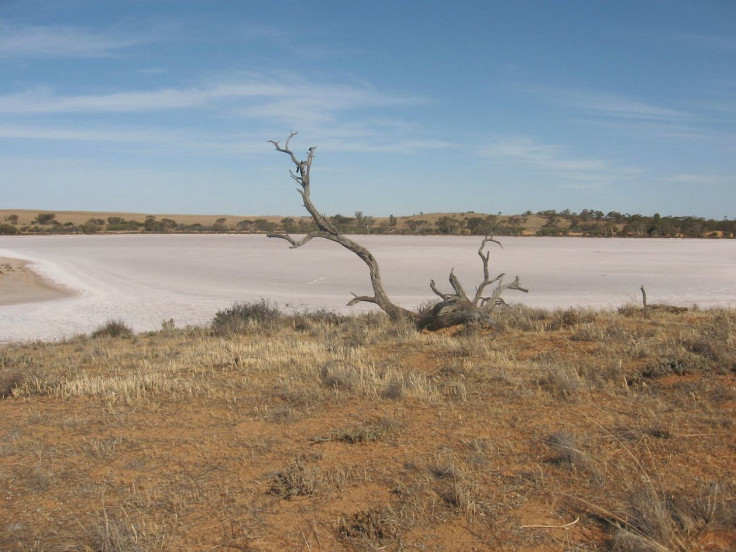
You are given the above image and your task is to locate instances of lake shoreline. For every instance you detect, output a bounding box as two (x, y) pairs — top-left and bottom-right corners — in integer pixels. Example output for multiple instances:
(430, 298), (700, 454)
(1, 234), (734, 343)
(0, 257), (76, 306)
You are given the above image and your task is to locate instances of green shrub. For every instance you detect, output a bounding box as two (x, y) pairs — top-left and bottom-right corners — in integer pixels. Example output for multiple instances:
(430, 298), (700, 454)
(290, 308), (348, 331)
(211, 299), (281, 335)
(0, 223), (19, 235)
(91, 320), (134, 339)
(34, 213), (56, 225)
(0, 369), (25, 398)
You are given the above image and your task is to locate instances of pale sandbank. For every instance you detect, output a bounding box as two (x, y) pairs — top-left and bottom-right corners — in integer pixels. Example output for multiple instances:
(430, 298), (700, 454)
(0, 257), (76, 306)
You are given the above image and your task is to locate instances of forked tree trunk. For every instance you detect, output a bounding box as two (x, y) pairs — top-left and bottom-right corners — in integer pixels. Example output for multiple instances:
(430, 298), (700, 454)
(267, 133), (413, 321)
(267, 133), (527, 329)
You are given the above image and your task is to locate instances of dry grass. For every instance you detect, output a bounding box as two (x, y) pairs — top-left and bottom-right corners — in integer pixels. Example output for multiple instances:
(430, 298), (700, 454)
(0, 306), (734, 551)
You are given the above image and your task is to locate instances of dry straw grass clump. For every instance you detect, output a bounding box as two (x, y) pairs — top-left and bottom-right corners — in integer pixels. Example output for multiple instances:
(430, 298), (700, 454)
(327, 417), (398, 444)
(91, 319), (134, 339)
(211, 298), (282, 335)
(0, 368), (26, 398)
(337, 507), (400, 548)
(268, 456), (321, 499)
(605, 480), (736, 552)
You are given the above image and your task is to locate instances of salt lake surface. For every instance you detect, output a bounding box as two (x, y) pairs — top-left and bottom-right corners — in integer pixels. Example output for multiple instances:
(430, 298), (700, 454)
(1, 234), (735, 342)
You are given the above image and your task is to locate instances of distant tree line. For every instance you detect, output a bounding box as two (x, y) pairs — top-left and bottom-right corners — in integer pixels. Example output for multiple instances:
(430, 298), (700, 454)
(2, 209), (734, 238)
(526, 209), (736, 238)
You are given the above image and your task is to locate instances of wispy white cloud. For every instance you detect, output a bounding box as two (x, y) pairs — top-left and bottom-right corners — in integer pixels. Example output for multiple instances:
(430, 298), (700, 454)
(0, 87), (200, 113)
(526, 84), (736, 147)
(0, 75), (436, 153)
(321, 138), (453, 153)
(574, 118), (711, 141)
(0, 82), (443, 157)
(0, 123), (186, 143)
(0, 21), (149, 58)
(482, 137), (609, 174)
(530, 85), (688, 122)
(0, 121), (453, 157)
(667, 33), (736, 54)
(0, 78), (425, 115)
(658, 173), (734, 187)
(480, 136), (645, 191)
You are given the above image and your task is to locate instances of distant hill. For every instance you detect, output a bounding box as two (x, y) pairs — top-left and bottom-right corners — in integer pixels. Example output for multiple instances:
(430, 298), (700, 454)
(1, 208), (734, 238)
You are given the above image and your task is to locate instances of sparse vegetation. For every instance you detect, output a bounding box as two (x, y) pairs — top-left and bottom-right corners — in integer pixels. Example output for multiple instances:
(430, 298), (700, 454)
(0, 368), (25, 398)
(1, 208), (734, 237)
(33, 212), (56, 225)
(0, 306), (734, 550)
(268, 456), (321, 499)
(90, 319), (134, 338)
(0, 223), (19, 235)
(211, 299), (281, 335)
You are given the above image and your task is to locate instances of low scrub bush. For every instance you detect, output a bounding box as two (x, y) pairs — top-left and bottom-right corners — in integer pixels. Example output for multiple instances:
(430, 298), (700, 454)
(337, 507), (399, 545)
(544, 431), (592, 471)
(643, 356), (701, 378)
(0, 223), (19, 235)
(0, 369), (25, 398)
(612, 482), (736, 552)
(290, 308), (348, 331)
(492, 304), (549, 331)
(86, 506), (144, 552)
(320, 361), (360, 391)
(330, 418), (397, 444)
(537, 363), (586, 400)
(91, 320), (133, 339)
(269, 457), (320, 499)
(211, 299), (281, 335)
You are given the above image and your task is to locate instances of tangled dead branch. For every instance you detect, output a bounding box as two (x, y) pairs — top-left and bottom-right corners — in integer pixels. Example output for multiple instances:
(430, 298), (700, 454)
(418, 237), (528, 330)
(267, 132), (527, 330)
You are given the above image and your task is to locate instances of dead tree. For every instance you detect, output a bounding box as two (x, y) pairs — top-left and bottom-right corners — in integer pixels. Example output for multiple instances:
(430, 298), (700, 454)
(640, 285), (687, 314)
(267, 132), (413, 321)
(267, 132), (527, 329)
(418, 237), (528, 330)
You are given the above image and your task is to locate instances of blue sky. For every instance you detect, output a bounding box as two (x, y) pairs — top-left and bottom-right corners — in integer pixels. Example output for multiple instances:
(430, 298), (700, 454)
(1, 0), (734, 218)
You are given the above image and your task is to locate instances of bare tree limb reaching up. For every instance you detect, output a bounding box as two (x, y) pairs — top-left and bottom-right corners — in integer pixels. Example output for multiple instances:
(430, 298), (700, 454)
(267, 132), (527, 329)
(267, 132), (412, 321)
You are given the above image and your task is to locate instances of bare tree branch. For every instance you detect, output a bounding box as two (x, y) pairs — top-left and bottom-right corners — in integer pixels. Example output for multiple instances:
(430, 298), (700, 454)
(347, 293), (380, 307)
(448, 269), (469, 300)
(268, 132), (338, 236)
(471, 236), (504, 305)
(267, 231), (330, 248)
(267, 133), (528, 330)
(418, 235), (527, 330)
(484, 275), (529, 307)
(268, 134), (413, 320)
(429, 279), (452, 300)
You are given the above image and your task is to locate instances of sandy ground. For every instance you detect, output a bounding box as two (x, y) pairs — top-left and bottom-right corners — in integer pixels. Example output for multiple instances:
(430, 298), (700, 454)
(0, 257), (75, 306)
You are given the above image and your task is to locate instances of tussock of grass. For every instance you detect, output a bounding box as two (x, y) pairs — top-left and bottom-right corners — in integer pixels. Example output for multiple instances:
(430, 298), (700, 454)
(211, 299), (281, 335)
(337, 507), (399, 547)
(0, 369), (25, 398)
(91, 319), (134, 339)
(608, 481), (736, 552)
(327, 417), (397, 444)
(269, 457), (320, 499)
